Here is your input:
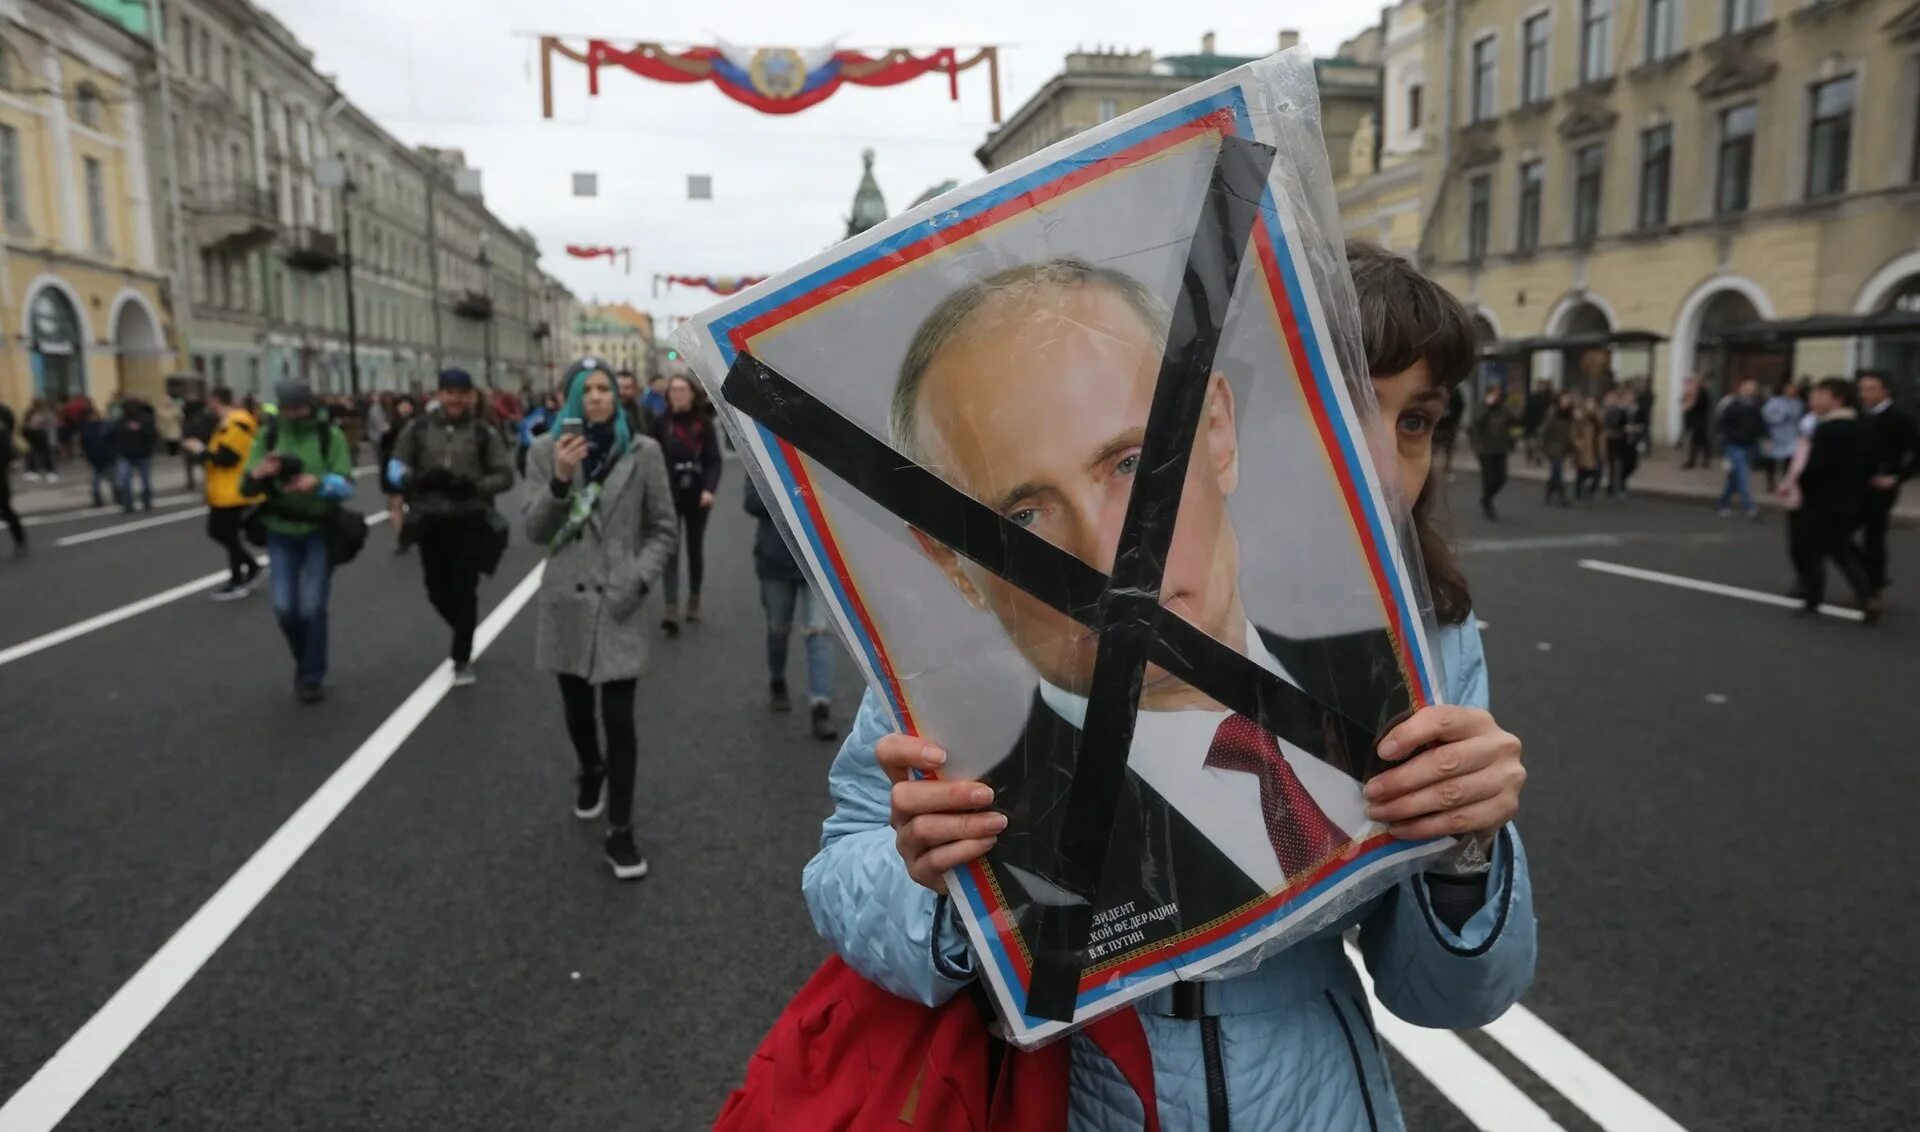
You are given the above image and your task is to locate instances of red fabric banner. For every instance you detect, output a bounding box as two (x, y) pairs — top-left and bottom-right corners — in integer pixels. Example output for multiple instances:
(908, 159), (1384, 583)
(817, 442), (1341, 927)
(585, 41), (959, 115)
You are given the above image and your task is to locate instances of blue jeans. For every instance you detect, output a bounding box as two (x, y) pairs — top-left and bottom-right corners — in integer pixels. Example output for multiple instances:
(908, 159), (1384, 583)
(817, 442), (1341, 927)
(760, 577), (834, 704)
(1716, 444), (1755, 514)
(89, 463), (118, 508)
(267, 530), (333, 686)
(116, 457), (152, 510)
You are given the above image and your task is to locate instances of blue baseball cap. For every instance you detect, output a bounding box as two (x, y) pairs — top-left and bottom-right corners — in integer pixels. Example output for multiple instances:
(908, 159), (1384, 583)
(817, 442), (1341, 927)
(437, 368), (475, 390)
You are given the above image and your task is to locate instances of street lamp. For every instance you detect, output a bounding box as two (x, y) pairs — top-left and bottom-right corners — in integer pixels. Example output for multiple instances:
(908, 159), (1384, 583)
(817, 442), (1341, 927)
(314, 154), (360, 398)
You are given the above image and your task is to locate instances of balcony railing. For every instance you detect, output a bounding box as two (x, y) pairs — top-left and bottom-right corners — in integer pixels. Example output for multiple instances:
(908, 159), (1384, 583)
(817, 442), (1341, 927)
(284, 228), (341, 272)
(186, 184), (279, 251)
(454, 291), (494, 321)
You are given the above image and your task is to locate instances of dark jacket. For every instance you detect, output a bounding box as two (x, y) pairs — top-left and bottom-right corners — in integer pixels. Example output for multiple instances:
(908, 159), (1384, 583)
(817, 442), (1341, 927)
(80, 420), (117, 469)
(1863, 401), (1918, 487)
(1469, 403), (1515, 456)
(113, 400), (159, 460)
(744, 479), (804, 583)
(651, 410), (723, 510)
(1715, 396), (1764, 449)
(1799, 412), (1874, 521)
(393, 414), (516, 517)
(1539, 410), (1573, 460)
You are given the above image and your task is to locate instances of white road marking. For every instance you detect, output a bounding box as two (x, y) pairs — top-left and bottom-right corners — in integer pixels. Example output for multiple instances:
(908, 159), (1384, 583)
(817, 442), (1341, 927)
(21, 495), (201, 527)
(1482, 1006), (1692, 1132)
(1577, 559), (1865, 622)
(1344, 943), (1566, 1130)
(0, 562), (545, 1132)
(53, 507), (211, 546)
(0, 513), (390, 668)
(1463, 533), (1625, 554)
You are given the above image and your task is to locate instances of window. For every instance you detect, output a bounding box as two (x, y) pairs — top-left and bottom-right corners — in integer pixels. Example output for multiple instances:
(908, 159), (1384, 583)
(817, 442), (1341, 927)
(1646, 0), (1679, 61)
(1467, 174), (1491, 261)
(1522, 14), (1550, 105)
(1407, 83), (1423, 131)
(1722, 0), (1764, 36)
(0, 43), (14, 91)
(1716, 102), (1757, 216)
(1580, 0), (1613, 83)
(197, 27), (210, 79)
(1096, 98), (1117, 123)
(85, 157), (109, 252)
(221, 46), (232, 92)
(0, 124), (22, 231)
(1573, 143), (1605, 245)
(1470, 36), (1497, 122)
(1805, 75), (1853, 199)
(1517, 160), (1544, 251)
(1638, 124), (1672, 229)
(179, 15), (192, 73)
(75, 84), (101, 129)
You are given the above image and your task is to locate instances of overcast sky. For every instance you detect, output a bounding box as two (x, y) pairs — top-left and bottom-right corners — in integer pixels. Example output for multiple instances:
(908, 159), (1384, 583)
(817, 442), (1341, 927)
(258, 1), (1376, 329)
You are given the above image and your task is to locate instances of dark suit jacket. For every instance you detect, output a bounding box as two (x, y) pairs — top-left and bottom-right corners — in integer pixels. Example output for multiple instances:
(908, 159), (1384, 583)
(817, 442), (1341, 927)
(977, 625), (1407, 984)
(1800, 416), (1875, 520)
(1863, 403), (1918, 487)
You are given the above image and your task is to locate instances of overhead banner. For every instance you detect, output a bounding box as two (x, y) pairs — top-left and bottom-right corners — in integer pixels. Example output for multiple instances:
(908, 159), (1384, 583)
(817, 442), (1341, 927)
(653, 274), (767, 298)
(671, 53), (1453, 1048)
(540, 37), (1002, 121)
(566, 245), (631, 274)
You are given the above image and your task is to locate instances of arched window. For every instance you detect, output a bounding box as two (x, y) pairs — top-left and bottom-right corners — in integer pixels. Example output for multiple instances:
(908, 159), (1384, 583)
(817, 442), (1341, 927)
(76, 82), (102, 129)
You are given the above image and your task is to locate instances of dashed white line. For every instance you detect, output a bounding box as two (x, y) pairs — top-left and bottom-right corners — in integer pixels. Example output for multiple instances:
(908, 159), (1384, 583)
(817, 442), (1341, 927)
(1577, 559), (1865, 622)
(1482, 1006), (1691, 1132)
(0, 562), (546, 1132)
(53, 506), (211, 546)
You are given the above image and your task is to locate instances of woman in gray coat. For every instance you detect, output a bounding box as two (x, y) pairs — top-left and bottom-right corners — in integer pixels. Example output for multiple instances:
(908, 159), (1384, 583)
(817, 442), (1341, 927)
(524, 359), (679, 879)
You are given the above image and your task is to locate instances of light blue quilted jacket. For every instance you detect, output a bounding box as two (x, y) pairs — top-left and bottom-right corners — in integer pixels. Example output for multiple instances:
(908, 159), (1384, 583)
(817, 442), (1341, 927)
(801, 619), (1536, 1131)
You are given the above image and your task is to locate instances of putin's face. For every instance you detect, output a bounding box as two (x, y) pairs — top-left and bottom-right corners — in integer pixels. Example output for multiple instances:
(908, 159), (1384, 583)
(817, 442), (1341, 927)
(909, 284), (1246, 709)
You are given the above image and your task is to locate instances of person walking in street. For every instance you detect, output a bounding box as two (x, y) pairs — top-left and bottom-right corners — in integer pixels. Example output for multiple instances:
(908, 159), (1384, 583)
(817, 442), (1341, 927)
(388, 369), (517, 686)
(0, 404), (23, 555)
(1540, 392), (1575, 507)
(1603, 388), (1638, 497)
(377, 395), (418, 551)
(77, 406), (119, 508)
(1680, 374), (1713, 468)
(1778, 378), (1878, 623)
(1434, 383), (1464, 477)
(181, 396), (217, 493)
(1572, 396), (1604, 503)
(1520, 381), (1551, 467)
(651, 374), (722, 636)
(241, 381), (356, 702)
(1468, 385), (1514, 520)
(182, 387), (264, 600)
(1856, 370), (1916, 598)
(1714, 377), (1764, 520)
(745, 478), (838, 741)
(524, 359), (678, 880)
(112, 396), (158, 512)
(615, 370), (653, 436)
(1760, 379), (1805, 493)
(21, 398), (60, 482)
(364, 394), (391, 462)
(154, 394), (185, 483)
(642, 375), (669, 419)
(1634, 380), (1656, 457)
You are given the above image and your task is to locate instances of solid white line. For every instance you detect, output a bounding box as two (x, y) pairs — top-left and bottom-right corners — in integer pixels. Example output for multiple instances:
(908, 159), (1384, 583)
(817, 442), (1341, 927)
(0, 512), (390, 669)
(1482, 1007), (1691, 1132)
(0, 562), (545, 1132)
(1344, 944), (1566, 1130)
(1577, 558), (1865, 622)
(53, 507), (211, 546)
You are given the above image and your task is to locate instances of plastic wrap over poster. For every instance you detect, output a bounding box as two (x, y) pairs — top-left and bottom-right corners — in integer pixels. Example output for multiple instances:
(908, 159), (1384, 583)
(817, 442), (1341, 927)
(674, 50), (1455, 1048)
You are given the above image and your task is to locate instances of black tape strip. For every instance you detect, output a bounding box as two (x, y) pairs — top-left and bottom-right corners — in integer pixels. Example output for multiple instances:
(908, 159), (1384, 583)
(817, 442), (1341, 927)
(1023, 135), (1275, 1020)
(718, 356), (1369, 760)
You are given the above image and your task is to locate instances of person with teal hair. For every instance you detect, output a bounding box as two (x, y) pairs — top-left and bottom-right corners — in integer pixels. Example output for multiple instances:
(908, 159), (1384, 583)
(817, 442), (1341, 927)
(523, 357), (679, 879)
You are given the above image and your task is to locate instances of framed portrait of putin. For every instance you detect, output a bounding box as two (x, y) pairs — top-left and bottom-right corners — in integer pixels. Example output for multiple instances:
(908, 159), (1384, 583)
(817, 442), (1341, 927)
(676, 53), (1459, 1048)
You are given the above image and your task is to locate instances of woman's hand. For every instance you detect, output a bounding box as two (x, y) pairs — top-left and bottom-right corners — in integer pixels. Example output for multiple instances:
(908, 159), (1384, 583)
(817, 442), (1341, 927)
(551, 434), (588, 482)
(876, 734), (1005, 892)
(1365, 706), (1525, 844)
(699, 489), (715, 509)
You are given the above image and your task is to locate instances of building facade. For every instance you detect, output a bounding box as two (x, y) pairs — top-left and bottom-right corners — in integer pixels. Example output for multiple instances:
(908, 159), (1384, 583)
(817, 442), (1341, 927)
(574, 303), (652, 378)
(975, 31), (1380, 182)
(1336, 1), (1431, 254)
(1, 0), (170, 411)
(1415, 0), (1920, 436)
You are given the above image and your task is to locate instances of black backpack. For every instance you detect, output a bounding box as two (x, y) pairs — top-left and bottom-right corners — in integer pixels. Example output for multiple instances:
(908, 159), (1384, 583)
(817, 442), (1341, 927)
(244, 413), (368, 566)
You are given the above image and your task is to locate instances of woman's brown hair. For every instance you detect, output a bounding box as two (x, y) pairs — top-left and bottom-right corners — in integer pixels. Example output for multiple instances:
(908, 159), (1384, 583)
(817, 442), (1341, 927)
(1345, 240), (1478, 625)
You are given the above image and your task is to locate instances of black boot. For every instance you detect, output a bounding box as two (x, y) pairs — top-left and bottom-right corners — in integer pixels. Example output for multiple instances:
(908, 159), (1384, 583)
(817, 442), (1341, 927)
(770, 678), (792, 713)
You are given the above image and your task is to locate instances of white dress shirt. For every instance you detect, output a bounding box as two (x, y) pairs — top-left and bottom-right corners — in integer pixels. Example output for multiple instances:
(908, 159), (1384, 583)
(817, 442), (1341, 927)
(1035, 619), (1374, 894)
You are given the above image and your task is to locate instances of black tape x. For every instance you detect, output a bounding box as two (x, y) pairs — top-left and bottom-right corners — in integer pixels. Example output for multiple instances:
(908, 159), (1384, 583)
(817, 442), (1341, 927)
(724, 135), (1385, 1021)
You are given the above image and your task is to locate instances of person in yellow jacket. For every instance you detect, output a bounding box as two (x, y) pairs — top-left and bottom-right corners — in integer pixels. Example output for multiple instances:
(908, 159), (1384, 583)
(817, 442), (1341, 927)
(183, 385), (265, 600)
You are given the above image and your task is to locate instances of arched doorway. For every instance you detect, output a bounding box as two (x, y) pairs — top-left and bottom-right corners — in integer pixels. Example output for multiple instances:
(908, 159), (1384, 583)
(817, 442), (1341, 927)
(26, 285), (87, 403)
(1863, 274), (1920, 401)
(111, 292), (166, 399)
(1693, 289), (1786, 398)
(1556, 300), (1613, 396)
(1668, 276), (1776, 443)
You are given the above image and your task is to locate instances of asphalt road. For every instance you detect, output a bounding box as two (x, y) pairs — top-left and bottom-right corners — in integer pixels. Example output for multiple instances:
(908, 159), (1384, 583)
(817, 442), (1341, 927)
(1, 467), (1914, 1131)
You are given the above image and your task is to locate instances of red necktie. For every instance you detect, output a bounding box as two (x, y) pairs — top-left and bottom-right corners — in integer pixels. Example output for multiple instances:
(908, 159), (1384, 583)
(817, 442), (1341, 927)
(1203, 714), (1347, 878)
